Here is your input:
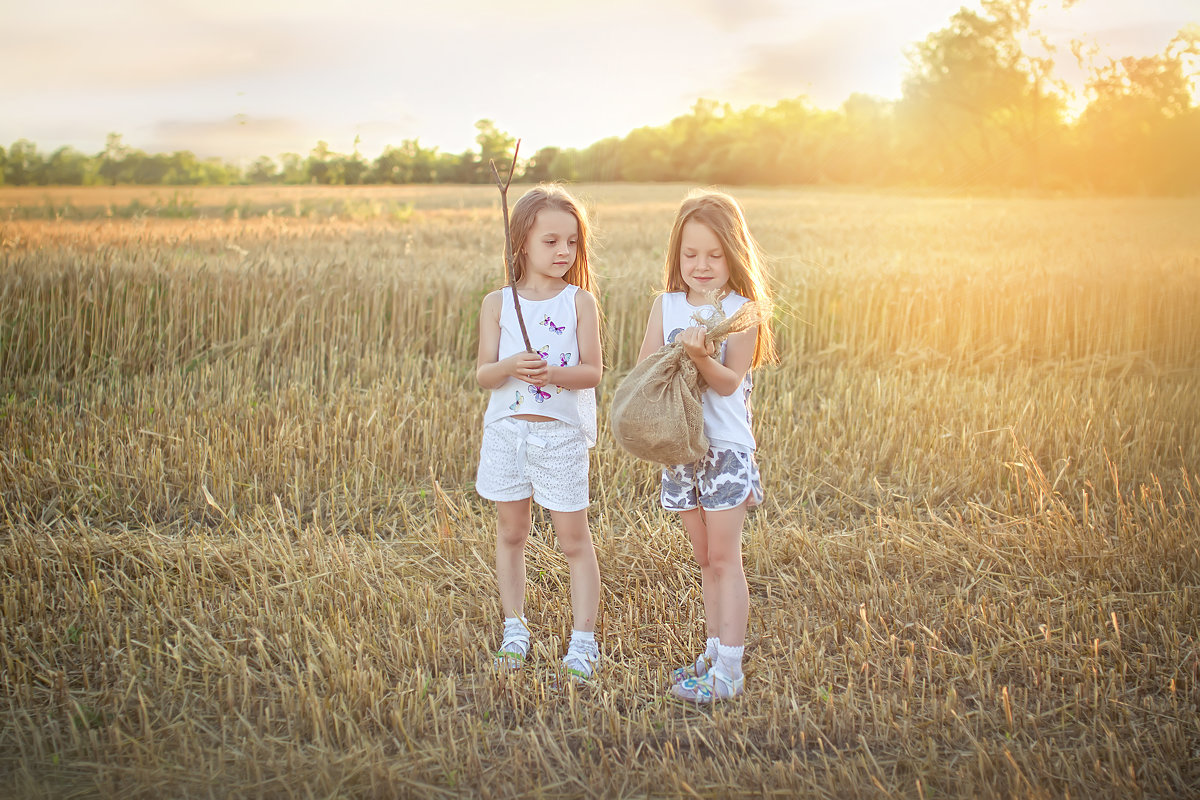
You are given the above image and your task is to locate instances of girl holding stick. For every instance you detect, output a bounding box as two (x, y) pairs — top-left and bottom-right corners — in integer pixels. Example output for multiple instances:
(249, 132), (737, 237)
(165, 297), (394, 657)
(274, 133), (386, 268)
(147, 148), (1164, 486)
(475, 184), (603, 682)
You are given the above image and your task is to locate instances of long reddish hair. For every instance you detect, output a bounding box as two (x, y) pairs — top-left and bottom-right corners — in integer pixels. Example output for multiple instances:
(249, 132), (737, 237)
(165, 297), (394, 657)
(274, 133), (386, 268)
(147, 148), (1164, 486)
(663, 189), (776, 367)
(507, 184), (596, 297)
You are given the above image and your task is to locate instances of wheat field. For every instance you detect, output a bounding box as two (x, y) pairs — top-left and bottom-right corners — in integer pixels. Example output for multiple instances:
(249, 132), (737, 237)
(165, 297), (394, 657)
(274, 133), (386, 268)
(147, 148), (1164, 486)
(2, 184), (1198, 799)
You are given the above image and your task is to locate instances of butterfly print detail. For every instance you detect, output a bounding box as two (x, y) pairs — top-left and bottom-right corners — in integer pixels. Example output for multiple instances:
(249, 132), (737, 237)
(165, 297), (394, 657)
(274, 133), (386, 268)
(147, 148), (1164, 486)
(559, 353), (572, 367)
(509, 391), (523, 411)
(541, 316), (565, 335)
(536, 344), (550, 360)
(529, 385), (552, 403)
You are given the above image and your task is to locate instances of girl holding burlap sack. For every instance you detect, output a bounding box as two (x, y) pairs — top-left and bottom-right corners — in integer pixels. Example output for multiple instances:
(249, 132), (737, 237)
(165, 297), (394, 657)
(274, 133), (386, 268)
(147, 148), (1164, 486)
(632, 189), (777, 703)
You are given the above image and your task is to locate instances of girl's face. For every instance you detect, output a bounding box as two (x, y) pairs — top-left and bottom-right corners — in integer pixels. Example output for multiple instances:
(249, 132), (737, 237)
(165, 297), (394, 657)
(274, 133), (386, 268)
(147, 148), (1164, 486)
(679, 220), (729, 302)
(522, 208), (578, 283)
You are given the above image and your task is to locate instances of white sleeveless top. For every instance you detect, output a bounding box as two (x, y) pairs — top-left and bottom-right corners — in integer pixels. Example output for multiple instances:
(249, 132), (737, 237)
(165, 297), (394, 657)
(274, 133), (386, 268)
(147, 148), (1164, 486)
(660, 291), (755, 452)
(483, 284), (597, 446)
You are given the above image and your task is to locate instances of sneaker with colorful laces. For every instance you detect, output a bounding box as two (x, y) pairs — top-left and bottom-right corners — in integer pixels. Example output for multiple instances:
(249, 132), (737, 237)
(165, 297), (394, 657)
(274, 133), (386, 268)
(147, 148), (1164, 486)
(668, 653), (711, 687)
(561, 642), (600, 683)
(670, 669), (744, 703)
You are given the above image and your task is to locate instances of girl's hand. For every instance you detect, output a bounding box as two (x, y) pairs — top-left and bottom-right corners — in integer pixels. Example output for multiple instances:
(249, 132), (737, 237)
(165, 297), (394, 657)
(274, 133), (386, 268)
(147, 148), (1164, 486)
(508, 351), (550, 385)
(680, 325), (716, 362)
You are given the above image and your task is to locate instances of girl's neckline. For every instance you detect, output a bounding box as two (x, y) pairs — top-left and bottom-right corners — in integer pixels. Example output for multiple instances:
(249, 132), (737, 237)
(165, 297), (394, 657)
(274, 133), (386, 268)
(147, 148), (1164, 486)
(683, 289), (731, 309)
(512, 283), (571, 302)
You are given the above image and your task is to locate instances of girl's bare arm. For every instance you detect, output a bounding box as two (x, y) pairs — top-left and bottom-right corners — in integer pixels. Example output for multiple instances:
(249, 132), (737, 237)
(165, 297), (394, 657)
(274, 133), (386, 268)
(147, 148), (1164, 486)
(635, 295), (665, 364)
(680, 325), (756, 396)
(476, 291), (547, 389)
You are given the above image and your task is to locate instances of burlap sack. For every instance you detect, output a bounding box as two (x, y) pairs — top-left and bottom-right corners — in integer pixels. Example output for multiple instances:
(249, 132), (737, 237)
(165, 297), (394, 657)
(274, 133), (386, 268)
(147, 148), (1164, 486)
(611, 299), (764, 465)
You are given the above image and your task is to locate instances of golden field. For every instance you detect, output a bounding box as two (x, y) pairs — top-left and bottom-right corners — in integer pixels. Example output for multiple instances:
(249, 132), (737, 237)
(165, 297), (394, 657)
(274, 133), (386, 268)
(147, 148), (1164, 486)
(1, 184), (1198, 798)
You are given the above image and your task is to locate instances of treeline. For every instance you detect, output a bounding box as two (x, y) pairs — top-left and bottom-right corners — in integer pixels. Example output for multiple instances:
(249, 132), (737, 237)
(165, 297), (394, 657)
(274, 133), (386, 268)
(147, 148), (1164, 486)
(3, 1), (1198, 194)
(0, 127), (516, 190)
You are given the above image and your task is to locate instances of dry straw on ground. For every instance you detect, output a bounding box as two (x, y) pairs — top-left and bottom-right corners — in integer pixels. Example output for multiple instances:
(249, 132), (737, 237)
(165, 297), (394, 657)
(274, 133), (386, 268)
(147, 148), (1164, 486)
(2, 184), (1198, 798)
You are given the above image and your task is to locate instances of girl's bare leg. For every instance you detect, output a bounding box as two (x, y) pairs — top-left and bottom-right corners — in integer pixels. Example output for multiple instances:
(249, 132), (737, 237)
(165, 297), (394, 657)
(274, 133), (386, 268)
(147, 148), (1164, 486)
(496, 499), (532, 619)
(548, 508), (600, 631)
(697, 503), (749, 647)
(679, 508), (718, 641)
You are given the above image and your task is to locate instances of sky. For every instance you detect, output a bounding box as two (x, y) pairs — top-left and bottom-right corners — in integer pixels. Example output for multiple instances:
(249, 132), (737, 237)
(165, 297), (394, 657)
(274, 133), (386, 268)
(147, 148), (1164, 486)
(3, 0), (1196, 164)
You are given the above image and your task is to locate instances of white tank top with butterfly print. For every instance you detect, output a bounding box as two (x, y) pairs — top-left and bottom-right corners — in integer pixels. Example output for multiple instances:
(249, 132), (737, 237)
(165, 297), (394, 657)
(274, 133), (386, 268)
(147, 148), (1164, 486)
(483, 284), (597, 446)
(660, 290), (755, 452)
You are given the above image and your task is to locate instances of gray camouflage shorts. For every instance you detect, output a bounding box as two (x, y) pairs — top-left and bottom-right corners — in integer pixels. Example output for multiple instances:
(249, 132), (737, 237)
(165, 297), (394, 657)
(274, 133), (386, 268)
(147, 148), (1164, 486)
(660, 445), (763, 512)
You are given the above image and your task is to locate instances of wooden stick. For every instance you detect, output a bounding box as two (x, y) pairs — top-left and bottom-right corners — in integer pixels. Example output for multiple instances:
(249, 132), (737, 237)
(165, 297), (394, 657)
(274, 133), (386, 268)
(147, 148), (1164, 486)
(489, 140), (532, 353)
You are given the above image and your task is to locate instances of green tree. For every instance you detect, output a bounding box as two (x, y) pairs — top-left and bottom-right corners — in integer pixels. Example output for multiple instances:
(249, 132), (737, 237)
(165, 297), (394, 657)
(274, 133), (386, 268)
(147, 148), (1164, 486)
(342, 135), (369, 185)
(306, 141), (344, 184)
(548, 148), (582, 182)
(98, 133), (130, 186)
(279, 153), (306, 184)
(474, 119), (516, 183)
(433, 150), (476, 184)
(765, 98), (840, 185)
(667, 99), (728, 180)
(405, 140), (439, 183)
(524, 146), (560, 182)
(372, 139), (439, 183)
(899, 0), (1065, 187)
(619, 125), (674, 182)
(573, 138), (622, 181)
(1075, 27), (1200, 192)
(830, 94), (899, 185)
(197, 157), (237, 185)
(248, 156), (279, 183)
(4, 139), (44, 185)
(161, 151), (206, 184)
(44, 146), (94, 185)
(131, 152), (170, 184)
(372, 145), (410, 184)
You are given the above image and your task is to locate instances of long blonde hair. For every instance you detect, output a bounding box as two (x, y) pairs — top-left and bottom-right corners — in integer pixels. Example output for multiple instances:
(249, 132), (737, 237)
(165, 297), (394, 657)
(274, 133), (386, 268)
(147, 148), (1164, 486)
(507, 184), (596, 297)
(663, 189), (777, 368)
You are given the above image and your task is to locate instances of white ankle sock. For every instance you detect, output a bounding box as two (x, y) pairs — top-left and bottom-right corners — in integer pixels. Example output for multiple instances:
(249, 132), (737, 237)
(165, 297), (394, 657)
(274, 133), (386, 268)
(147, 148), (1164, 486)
(503, 617), (529, 646)
(716, 643), (744, 680)
(704, 636), (720, 662)
(569, 629), (597, 652)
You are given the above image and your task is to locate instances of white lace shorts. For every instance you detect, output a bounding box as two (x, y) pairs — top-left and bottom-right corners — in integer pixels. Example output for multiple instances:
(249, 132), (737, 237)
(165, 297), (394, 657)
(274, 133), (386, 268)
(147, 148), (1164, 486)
(476, 418), (590, 512)
(661, 444), (763, 512)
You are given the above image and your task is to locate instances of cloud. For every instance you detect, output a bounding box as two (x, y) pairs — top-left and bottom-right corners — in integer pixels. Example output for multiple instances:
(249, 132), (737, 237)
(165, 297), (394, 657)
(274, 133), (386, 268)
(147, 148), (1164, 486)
(693, 0), (784, 29)
(1, 13), (350, 91)
(143, 113), (429, 160)
(147, 116), (313, 159)
(727, 19), (903, 107)
(352, 119), (422, 140)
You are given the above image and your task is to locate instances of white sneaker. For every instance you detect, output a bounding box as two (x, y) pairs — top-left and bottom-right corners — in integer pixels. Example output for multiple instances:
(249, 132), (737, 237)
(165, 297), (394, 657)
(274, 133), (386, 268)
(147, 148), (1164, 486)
(561, 642), (600, 682)
(493, 620), (530, 670)
(668, 653), (711, 688)
(493, 636), (529, 670)
(670, 668), (744, 703)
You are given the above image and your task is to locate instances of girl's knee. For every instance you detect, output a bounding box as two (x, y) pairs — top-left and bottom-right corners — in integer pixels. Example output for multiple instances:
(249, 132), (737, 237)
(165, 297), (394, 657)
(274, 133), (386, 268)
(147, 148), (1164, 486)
(496, 501), (531, 546)
(707, 550), (743, 578)
(550, 510), (592, 559)
(497, 521), (530, 549)
(555, 525), (594, 561)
